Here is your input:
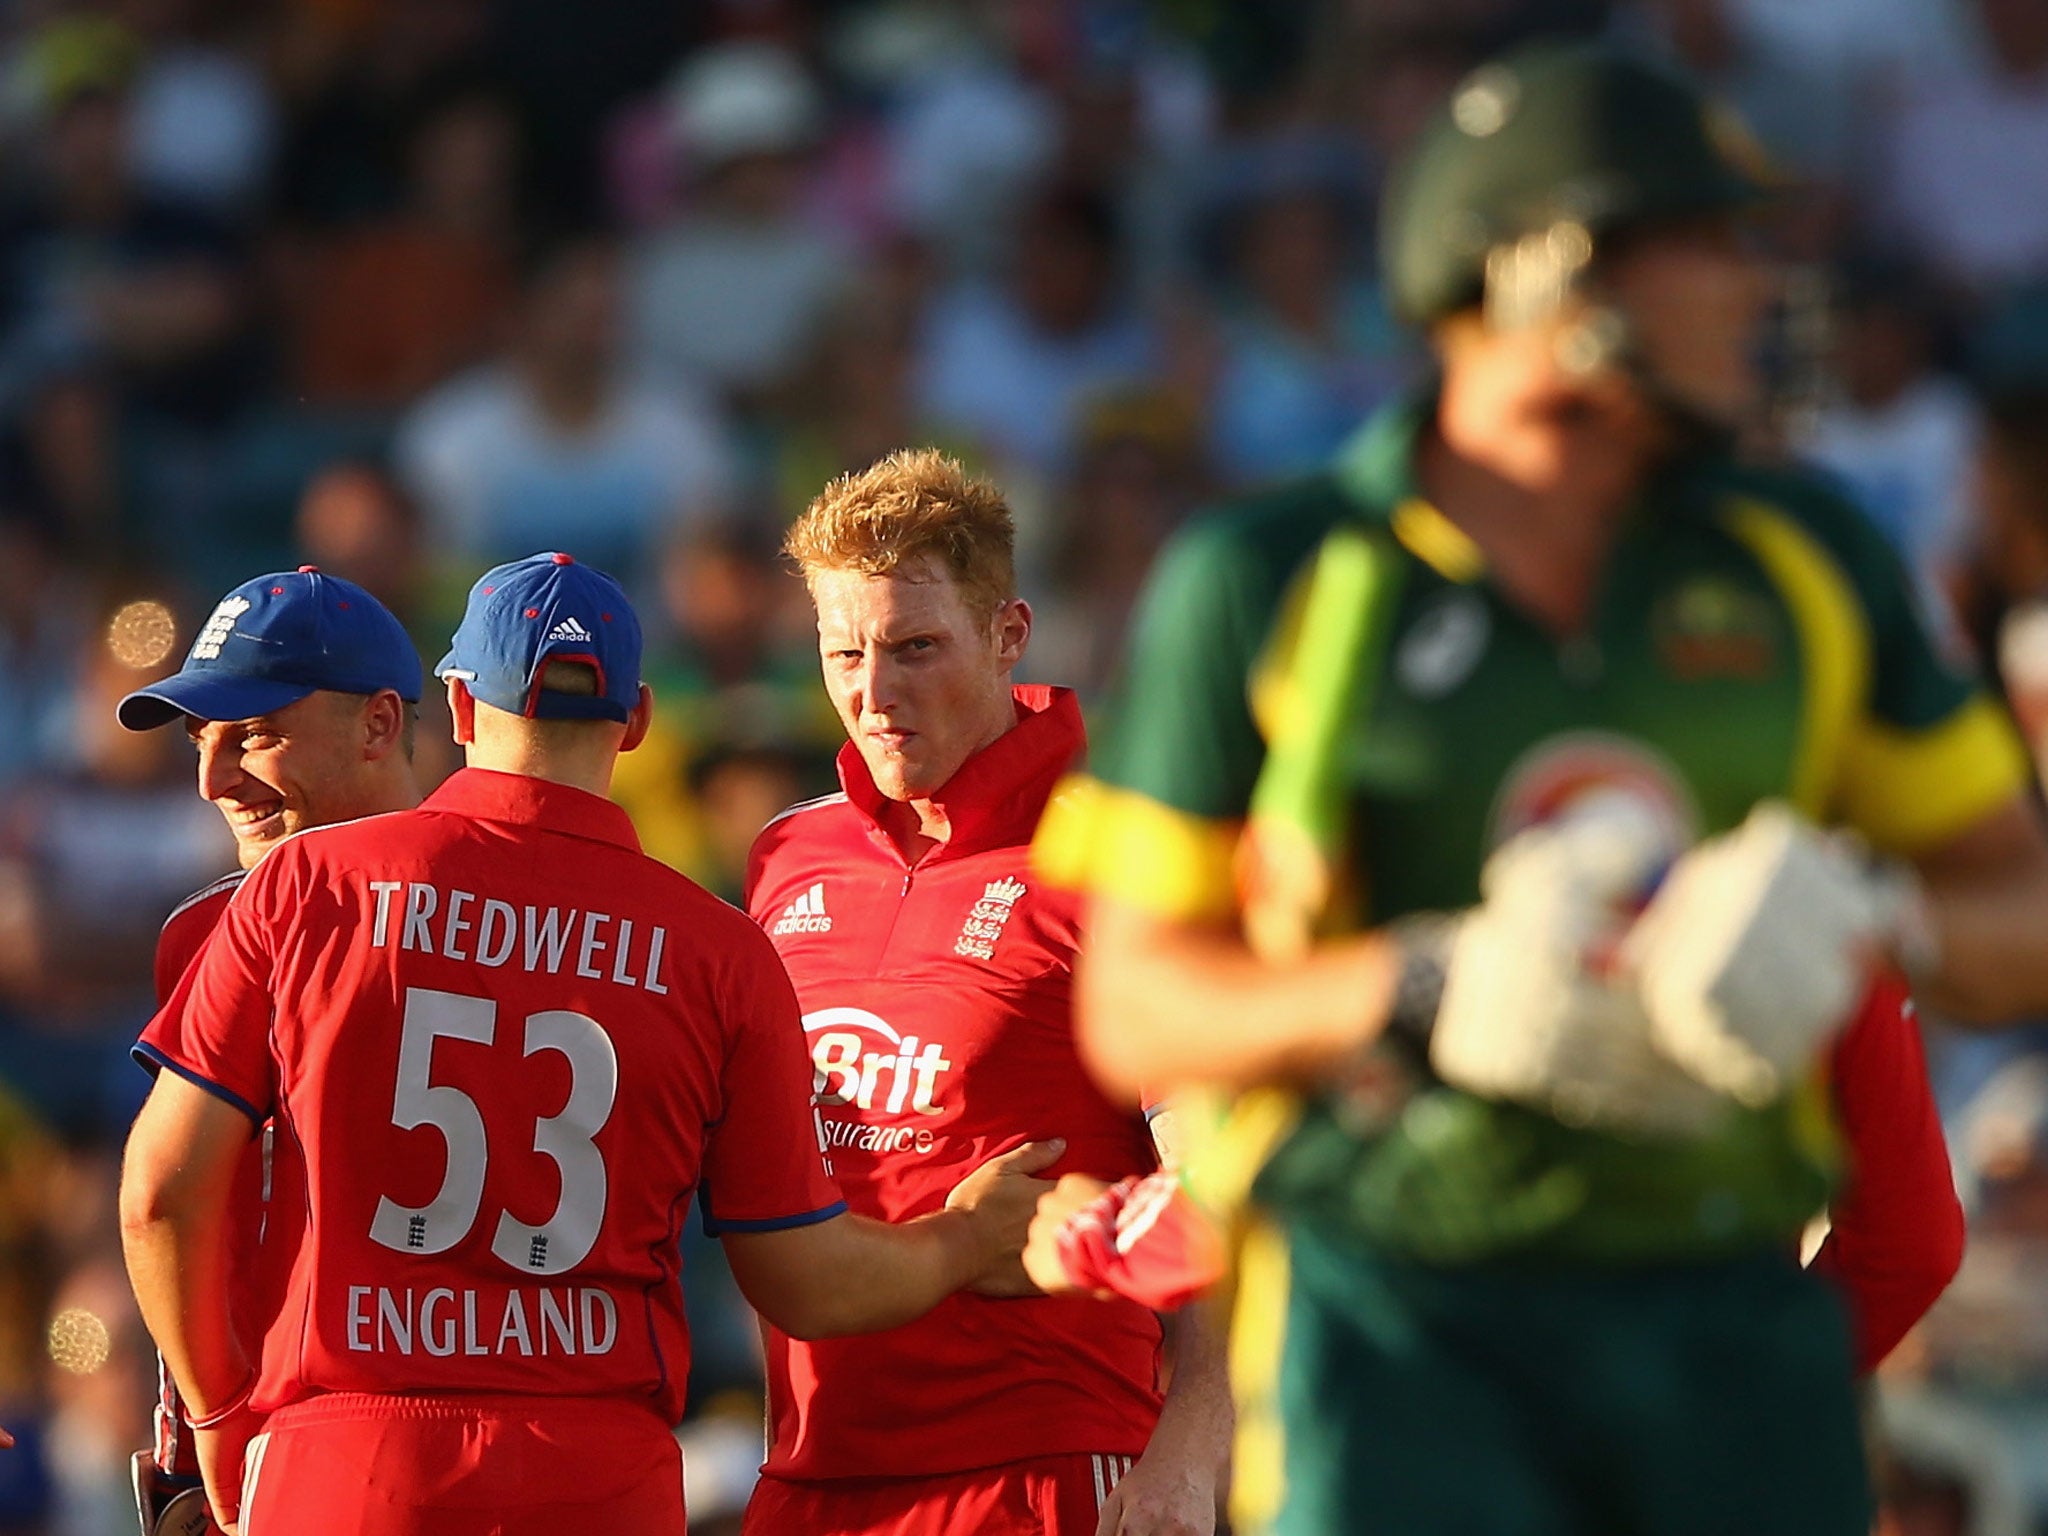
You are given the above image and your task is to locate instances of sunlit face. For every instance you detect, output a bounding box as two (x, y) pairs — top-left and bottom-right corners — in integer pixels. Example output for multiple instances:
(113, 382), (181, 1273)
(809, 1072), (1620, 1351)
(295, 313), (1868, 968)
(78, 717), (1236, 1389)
(811, 557), (1028, 804)
(1600, 217), (1775, 428)
(186, 691), (377, 869)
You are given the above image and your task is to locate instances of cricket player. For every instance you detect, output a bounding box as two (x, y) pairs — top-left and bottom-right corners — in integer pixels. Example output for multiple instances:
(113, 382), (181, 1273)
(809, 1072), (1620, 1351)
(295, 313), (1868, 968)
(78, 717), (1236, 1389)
(118, 565), (426, 1536)
(741, 450), (1229, 1536)
(1035, 43), (2048, 1535)
(118, 552), (1059, 1536)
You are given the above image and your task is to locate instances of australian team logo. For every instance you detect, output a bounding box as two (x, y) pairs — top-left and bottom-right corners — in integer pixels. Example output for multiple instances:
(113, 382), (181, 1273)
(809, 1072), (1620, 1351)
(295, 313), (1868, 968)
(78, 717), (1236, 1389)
(955, 877), (1025, 961)
(1651, 576), (1779, 681)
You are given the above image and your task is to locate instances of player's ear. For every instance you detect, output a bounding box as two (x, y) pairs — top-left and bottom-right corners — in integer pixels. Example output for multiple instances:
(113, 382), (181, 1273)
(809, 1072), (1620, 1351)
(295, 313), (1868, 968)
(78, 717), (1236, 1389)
(620, 683), (655, 754)
(447, 678), (477, 746)
(361, 689), (406, 761)
(994, 598), (1031, 669)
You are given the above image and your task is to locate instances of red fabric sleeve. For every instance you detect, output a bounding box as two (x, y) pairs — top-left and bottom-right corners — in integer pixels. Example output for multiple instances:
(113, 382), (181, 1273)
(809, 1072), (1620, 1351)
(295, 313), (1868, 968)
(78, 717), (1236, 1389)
(1809, 974), (1966, 1373)
(1055, 1172), (1226, 1313)
(698, 929), (846, 1233)
(136, 872), (281, 1125)
(153, 900), (211, 1006)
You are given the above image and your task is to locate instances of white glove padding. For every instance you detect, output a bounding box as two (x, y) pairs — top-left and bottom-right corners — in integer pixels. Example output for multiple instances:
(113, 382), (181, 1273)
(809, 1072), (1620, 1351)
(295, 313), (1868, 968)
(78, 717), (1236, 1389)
(1624, 802), (1885, 1108)
(1429, 813), (1727, 1140)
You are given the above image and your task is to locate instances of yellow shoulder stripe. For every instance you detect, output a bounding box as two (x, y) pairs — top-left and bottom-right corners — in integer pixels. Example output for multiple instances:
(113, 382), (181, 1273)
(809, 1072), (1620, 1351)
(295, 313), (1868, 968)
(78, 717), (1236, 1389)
(1724, 497), (2030, 853)
(1837, 697), (2031, 856)
(1722, 499), (1868, 821)
(1031, 774), (1241, 924)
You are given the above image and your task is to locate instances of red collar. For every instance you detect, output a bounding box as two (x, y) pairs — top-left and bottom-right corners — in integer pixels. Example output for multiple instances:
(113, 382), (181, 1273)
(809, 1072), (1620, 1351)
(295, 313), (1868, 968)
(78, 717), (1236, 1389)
(424, 767), (643, 853)
(836, 685), (1085, 858)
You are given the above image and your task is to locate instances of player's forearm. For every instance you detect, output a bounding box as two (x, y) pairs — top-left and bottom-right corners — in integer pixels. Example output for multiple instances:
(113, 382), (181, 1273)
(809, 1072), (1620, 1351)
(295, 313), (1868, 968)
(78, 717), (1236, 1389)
(1154, 1301), (1234, 1488)
(730, 1209), (987, 1340)
(119, 1177), (248, 1418)
(1075, 900), (1397, 1100)
(119, 1080), (259, 1421)
(1907, 797), (2048, 1022)
(817, 1210), (991, 1336)
(1919, 874), (2048, 1021)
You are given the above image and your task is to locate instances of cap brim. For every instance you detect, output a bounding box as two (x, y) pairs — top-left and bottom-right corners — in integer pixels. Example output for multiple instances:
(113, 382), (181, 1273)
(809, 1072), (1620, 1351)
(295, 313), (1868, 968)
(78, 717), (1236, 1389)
(117, 673), (318, 731)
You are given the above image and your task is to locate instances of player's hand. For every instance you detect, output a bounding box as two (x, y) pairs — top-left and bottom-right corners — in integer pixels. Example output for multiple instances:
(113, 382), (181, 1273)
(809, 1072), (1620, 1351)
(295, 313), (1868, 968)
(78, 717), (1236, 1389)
(1429, 807), (1725, 1139)
(132, 1450), (226, 1535)
(1625, 803), (1889, 1106)
(193, 1409), (262, 1536)
(945, 1136), (1065, 1296)
(1025, 1173), (1116, 1295)
(1095, 1430), (1218, 1536)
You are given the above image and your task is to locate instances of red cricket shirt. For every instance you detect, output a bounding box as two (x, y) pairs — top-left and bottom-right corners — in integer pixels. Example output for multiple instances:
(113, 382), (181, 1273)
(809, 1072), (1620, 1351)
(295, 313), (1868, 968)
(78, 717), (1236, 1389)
(746, 685), (1164, 1481)
(142, 767), (843, 1423)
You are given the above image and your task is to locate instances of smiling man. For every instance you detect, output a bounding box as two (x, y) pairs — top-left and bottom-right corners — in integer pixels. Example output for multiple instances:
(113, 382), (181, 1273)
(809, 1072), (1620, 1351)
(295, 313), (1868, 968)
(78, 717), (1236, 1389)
(741, 450), (1229, 1536)
(116, 567), (423, 1534)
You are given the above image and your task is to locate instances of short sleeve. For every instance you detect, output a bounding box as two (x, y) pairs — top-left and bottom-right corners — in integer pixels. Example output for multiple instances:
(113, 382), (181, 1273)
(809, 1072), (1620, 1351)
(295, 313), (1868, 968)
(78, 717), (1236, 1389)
(698, 930), (845, 1235)
(134, 877), (280, 1126)
(1034, 518), (1287, 923)
(1726, 484), (2031, 855)
(1837, 528), (2030, 852)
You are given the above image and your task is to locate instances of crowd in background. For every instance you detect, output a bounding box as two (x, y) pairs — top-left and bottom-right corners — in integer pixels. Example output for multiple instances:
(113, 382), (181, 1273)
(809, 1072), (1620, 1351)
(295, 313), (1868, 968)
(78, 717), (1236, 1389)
(0, 0), (2046, 1530)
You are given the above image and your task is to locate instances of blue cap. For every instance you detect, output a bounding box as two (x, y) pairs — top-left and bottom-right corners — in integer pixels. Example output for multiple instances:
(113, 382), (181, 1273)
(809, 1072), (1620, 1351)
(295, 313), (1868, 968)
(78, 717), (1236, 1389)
(118, 567), (423, 731)
(436, 553), (642, 723)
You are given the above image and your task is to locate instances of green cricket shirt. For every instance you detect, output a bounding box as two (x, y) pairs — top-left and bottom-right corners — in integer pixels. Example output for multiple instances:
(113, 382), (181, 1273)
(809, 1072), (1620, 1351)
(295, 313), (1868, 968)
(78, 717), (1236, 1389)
(1039, 393), (2029, 1264)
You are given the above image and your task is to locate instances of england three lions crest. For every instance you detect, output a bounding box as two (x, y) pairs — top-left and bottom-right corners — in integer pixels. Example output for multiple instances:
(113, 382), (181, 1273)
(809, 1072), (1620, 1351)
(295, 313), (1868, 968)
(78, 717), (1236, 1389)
(955, 877), (1026, 961)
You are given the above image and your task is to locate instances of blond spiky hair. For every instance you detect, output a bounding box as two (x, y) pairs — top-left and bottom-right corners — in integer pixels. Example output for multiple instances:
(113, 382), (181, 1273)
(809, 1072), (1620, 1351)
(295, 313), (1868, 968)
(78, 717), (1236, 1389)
(785, 449), (1015, 614)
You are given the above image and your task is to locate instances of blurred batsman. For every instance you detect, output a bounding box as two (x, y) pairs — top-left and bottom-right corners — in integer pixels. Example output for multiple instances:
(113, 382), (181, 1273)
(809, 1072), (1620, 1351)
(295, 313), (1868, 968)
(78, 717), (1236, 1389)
(119, 552), (1058, 1536)
(1033, 42), (2048, 1536)
(741, 451), (1229, 1536)
(117, 566), (426, 1536)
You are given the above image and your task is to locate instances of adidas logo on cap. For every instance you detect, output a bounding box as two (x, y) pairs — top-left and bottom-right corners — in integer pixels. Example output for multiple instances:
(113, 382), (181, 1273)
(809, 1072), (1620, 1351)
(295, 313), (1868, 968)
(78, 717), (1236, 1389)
(547, 616), (594, 644)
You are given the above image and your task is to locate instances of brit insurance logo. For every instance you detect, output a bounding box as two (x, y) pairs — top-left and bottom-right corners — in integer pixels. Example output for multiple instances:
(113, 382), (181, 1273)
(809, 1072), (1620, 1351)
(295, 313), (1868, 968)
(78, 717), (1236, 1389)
(772, 882), (831, 936)
(803, 1006), (953, 1161)
(954, 877), (1025, 961)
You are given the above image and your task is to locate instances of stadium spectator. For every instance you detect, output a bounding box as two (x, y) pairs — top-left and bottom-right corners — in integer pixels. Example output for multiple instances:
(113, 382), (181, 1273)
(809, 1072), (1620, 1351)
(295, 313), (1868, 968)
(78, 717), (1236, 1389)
(394, 231), (736, 577)
(1874, 0), (2048, 296)
(629, 41), (854, 412)
(286, 82), (520, 409)
(1022, 390), (1210, 701)
(123, 0), (279, 213)
(0, 519), (88, 788)
(1797, 252), (1979, 595)
(1201, 145), (1409, 482)
(915, 181), (1163, 488)
(610, 520), (838, 883)
(0, 592), (231, 1137)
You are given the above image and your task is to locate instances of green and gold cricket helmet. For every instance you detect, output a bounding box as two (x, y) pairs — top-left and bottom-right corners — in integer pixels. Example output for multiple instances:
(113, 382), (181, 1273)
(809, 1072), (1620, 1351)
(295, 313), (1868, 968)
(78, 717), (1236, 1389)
(1380, 43), (1772, 327)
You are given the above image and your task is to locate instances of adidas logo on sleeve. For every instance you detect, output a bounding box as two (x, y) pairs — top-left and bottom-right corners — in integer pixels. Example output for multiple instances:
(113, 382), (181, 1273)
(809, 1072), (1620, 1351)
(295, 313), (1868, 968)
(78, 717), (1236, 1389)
(772, 883), (832, 936)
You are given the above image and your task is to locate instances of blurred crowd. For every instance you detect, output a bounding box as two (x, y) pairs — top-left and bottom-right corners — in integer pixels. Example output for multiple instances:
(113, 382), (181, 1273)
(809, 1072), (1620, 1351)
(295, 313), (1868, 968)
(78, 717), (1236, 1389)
(0, 0), (2046, 1531)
